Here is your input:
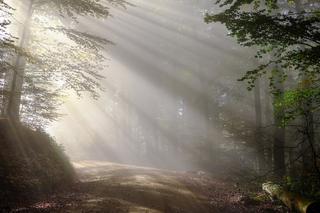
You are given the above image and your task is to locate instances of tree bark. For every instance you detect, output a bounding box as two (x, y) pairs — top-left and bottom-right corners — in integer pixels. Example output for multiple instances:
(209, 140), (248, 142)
(262, 182), (320, 213)
(254, 78), (265, 173)
(6, 0), (34, 121)
(273, 69), (286, 178)
(293, 0), (318, 176)
(264, 76), (273, 170)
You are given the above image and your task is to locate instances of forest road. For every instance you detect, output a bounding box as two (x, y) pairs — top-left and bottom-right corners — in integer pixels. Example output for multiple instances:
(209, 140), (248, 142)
(18, 161), (287, 212)
(71, 161), (213, 213)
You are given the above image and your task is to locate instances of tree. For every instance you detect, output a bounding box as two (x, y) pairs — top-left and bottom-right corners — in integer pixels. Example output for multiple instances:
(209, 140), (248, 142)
(3, 0), (129, 127)
(205, 0), (320, 176)
(254, 78), (265, 173)
(0, 2), (22, 115)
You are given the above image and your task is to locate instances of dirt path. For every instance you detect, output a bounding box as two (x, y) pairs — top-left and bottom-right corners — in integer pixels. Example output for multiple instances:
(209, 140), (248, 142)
(14, 161), (287, 212)
(73, 161), (213, 213)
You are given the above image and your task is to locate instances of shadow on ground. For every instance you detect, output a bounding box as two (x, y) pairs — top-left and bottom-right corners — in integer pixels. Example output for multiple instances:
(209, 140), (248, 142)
(13, 161), (288, 213)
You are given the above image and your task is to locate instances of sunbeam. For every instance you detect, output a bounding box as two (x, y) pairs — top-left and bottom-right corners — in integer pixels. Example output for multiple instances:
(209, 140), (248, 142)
(1, 0), (319, 212)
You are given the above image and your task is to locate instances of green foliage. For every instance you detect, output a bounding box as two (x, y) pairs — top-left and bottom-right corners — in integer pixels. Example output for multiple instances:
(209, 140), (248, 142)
(273, 79), (320, 125)
(285, 175), (320, 198)
(205, 8), (320, 90)
(205, 0), (320, 125)
(33, 0), (129, 19)
(38, 0), (110, 18)
(0, 0), (130, 127)
(19, 11), (113, 127)
(0, 3), (17, 74)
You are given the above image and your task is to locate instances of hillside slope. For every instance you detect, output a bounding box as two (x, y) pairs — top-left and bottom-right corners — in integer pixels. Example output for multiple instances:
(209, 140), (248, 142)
(0, 119), (75, 209)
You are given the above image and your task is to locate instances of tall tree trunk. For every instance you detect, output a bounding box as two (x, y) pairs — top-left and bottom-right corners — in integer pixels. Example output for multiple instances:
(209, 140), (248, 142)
(300, 91), (315, 173)
(293, 0), (317, 175)
(273, 113), (286, 177)
(264, 76), (273, 170)
(273, 69), (286, 178)
(6, 0), (34, 121)
(254, 78), (265, 173)
(303, 109), (319, 176)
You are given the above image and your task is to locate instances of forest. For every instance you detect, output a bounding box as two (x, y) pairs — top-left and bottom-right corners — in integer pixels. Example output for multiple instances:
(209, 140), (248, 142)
(0, 0), (319, 212)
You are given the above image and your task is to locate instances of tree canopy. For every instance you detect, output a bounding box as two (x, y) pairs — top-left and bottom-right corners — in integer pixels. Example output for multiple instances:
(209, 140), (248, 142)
(1, 0), (130, 127)
(205, 0), (320, 124)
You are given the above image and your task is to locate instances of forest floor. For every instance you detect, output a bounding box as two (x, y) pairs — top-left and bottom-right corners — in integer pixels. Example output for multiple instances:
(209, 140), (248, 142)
(12, 161), (288, 213)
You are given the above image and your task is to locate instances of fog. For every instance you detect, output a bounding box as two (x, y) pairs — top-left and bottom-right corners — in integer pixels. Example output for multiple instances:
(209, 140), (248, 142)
(48, 0), (261, 171)
(2, 0), (319, 211)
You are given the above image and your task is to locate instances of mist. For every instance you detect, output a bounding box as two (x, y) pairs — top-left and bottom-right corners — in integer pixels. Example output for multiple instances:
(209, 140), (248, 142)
(47, 0), (258, 172)
(2, 0), (319, 212)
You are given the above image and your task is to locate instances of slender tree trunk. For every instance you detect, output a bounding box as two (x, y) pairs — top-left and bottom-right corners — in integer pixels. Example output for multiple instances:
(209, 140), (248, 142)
(273, 115), (286, 177)
(293, 0), (317, 175)
(302, 106), (319, 175)
(6, 0), (34, 121)
(196, 78), (212, 163)
(273, 70), (286, 178)
(264, 76), (273, 170)
(254, 78), (265, 173)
